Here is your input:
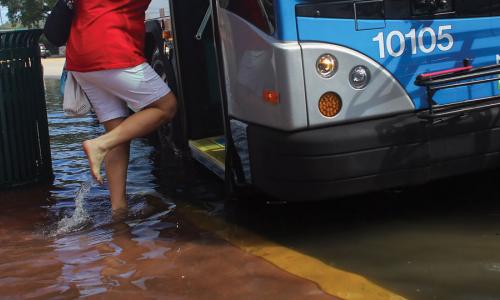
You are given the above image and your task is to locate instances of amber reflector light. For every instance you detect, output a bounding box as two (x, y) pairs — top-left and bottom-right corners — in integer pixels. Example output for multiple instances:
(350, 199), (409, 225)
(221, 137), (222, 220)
(263, 90), (280, 104)
(318, 92), (342, 117)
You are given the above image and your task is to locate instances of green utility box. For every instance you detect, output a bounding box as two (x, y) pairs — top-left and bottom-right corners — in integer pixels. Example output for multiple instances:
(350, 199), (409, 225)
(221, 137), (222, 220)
(0, 30), (53, 189)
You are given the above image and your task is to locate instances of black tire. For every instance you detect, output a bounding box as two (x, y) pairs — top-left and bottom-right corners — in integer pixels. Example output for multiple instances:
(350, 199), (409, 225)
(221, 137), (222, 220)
(150, 47), (186, 158)
(151, 49), (168, 82)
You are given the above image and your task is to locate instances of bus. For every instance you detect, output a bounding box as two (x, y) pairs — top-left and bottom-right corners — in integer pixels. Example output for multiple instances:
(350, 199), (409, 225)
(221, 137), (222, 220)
(145, 0), (500, 202)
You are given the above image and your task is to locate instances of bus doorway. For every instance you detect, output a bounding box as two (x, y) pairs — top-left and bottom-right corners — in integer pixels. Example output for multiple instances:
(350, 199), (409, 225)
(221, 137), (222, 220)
(167, 0), (228, 178)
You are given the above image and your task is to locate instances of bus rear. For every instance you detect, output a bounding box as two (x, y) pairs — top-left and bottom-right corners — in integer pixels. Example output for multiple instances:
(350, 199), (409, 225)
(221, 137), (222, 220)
(214, 0), (500, 201)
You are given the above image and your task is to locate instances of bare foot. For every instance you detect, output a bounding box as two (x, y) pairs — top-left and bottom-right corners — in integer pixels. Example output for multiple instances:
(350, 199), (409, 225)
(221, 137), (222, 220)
(83, 139), (107, 184)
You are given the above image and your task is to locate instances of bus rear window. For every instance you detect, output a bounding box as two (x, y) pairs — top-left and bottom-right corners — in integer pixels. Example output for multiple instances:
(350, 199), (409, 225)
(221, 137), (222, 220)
(226, 0), (275, 35)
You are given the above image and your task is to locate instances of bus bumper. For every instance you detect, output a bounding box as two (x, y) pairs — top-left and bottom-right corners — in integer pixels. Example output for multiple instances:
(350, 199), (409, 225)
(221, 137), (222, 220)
(246, 110), (500, 201)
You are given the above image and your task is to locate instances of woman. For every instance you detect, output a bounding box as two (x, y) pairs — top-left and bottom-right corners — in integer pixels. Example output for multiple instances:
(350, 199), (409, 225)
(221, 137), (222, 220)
(65, 0), (177, 212)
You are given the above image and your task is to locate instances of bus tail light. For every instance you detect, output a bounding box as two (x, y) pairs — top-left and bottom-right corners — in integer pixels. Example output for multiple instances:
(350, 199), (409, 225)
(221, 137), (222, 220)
(263, 90), (280, 104)
(319, 92), (342, 117)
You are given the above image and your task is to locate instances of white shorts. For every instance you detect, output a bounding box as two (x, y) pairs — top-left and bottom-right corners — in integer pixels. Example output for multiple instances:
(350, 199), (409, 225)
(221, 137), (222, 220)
(72, 63), (171, 123)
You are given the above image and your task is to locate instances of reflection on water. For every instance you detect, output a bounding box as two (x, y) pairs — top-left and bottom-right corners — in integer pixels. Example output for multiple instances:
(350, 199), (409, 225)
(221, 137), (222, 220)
(0, 79), (334, 300)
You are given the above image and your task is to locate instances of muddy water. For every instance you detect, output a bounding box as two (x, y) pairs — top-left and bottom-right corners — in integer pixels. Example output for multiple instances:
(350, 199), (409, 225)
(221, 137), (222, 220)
(0, 79), (334, 299)
(2, 79), (500, 300)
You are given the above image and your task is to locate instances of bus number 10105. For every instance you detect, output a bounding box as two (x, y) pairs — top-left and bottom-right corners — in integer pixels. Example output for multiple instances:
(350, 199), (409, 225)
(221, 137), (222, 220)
(373, 25), (454, 59)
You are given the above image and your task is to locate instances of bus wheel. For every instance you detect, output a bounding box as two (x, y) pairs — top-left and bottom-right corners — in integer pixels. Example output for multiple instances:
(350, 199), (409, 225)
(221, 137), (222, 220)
(151, 48), (168, 82)
(150, 47), (186, 158)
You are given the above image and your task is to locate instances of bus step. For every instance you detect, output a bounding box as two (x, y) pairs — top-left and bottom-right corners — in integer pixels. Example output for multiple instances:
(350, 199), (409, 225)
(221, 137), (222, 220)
(189, 136), (226, 179)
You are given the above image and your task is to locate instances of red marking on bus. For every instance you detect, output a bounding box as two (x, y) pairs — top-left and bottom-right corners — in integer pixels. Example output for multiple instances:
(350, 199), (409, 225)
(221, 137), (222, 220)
(420, 66), (473, 78)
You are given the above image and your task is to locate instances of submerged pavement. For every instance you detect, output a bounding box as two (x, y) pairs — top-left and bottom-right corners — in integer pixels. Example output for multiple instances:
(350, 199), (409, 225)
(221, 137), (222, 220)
(1, 76), (500, 299)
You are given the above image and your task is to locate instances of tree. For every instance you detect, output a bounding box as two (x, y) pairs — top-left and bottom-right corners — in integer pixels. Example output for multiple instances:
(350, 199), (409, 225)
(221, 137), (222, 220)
(0, 0), (57, 28)
(0, 21), (23, 30)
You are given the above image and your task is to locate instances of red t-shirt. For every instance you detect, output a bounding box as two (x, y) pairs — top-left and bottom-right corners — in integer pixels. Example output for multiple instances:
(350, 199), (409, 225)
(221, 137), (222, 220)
(66, 0), (151, 72)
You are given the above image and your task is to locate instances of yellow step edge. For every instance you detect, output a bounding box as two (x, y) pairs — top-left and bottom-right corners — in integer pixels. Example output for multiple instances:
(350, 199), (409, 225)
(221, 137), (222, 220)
(189, 136), (225, 152)
(177, 204), (407, 300)
(189, 137), (226, 168)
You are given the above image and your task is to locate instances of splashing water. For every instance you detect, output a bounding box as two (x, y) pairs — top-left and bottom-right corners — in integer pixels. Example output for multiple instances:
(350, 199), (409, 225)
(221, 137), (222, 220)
(54, 179), (94, 235)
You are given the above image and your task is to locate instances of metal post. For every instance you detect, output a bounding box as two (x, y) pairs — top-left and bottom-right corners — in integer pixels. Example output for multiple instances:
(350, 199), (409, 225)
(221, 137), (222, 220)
(209, 0), (246, 197)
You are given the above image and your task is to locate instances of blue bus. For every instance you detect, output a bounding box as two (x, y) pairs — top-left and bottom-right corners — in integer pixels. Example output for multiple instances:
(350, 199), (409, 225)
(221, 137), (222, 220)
(145, 0), (500, 201)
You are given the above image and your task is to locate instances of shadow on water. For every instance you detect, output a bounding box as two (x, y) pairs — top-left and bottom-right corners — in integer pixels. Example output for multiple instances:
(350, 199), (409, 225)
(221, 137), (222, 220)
(148, 116), (500, 299)
(207, 168), (500, 300)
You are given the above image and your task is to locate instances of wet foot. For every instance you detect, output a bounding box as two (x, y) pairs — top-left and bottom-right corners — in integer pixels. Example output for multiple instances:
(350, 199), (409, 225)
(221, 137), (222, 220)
(83, 140), (107, 184)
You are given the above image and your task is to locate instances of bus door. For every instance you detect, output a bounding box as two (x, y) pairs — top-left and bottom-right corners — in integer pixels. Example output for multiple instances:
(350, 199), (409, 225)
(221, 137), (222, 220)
(168, 0), (279, 183)
(295, 0), (500, 128)
(167, 0), (228, 177)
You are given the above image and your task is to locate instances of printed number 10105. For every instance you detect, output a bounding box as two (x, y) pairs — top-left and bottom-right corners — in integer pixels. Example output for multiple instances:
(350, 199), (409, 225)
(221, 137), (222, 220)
(373, 25), (454, 59)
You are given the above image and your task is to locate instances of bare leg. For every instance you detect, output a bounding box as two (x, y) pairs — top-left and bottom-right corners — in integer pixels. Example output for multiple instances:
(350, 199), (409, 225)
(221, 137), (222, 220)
(83, 92), (177, 183)
(103, 118), (130, 212)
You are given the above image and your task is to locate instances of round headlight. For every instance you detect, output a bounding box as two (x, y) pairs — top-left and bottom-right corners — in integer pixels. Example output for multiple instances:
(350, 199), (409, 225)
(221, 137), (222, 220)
(316, 54), (338, 78)
(349, 65), (371, 89)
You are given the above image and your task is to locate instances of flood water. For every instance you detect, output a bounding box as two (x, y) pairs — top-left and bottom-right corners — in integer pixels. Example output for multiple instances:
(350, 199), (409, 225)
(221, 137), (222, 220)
(0, 79), (334, 299)
(1, 79), (500, 299)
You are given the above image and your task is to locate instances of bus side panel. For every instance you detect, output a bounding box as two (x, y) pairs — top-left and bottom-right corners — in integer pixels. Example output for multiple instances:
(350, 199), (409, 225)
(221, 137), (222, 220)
(217, 9), (309, 131)
(296, 17), (500, 111)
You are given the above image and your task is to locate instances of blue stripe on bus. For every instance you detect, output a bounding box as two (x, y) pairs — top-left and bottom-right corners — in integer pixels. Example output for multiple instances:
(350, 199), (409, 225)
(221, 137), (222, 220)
(275, 0), (301, 41)
(296, 17), (500, 109)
